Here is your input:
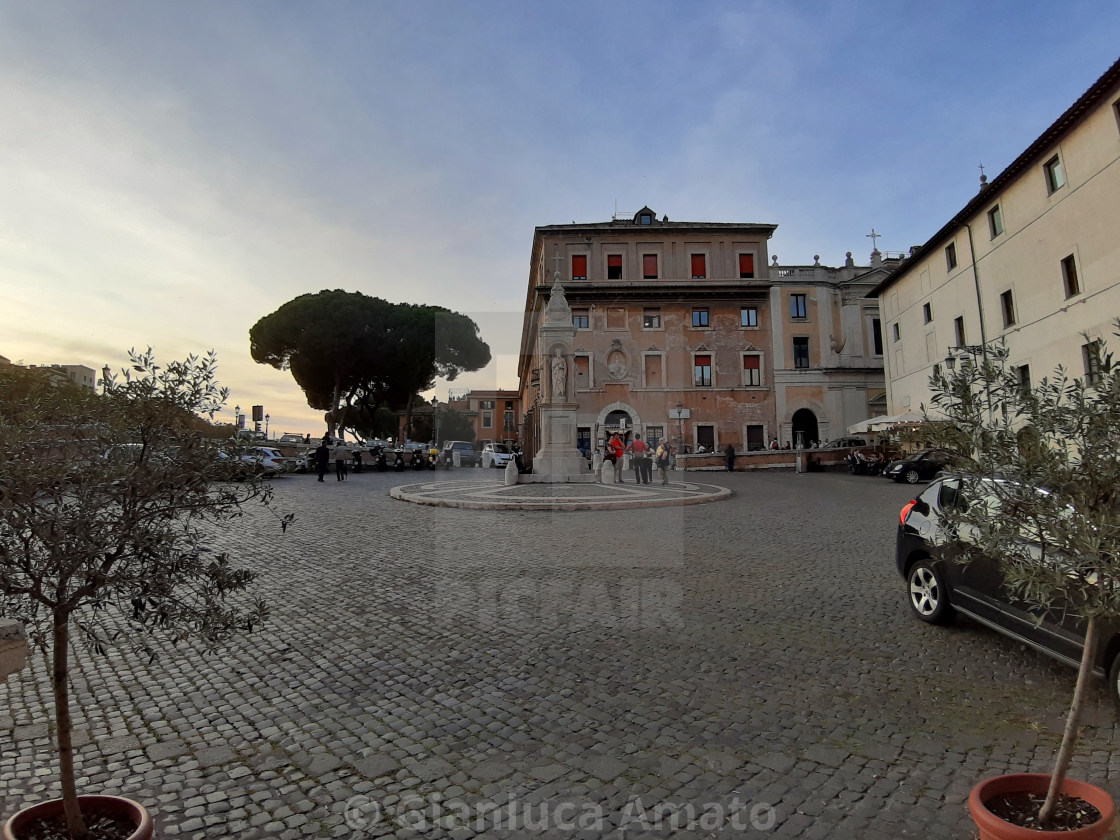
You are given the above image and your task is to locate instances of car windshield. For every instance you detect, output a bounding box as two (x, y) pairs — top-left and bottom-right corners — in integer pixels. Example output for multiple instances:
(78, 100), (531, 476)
(491, 445), (510, 453)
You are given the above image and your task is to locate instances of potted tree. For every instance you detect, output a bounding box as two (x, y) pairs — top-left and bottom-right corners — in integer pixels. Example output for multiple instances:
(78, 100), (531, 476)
(923, 327), (1120, 837)
(0, 350), (286, 840)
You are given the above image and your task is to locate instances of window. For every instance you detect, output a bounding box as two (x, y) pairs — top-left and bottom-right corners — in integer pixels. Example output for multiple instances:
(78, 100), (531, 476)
(988, 204), (1004, 238)
(482, 411), (492, 428)
(480, 400), (495, 410)
(1061, 254), (1080, 298)
(643, 353), (662, 387)
(691, 308), (709, 328)
(746, 425), (765, 451)
(923, 302), (933, 324)
(642, 308), (661, 329)
(693, 354), (712, 386)
(696, 425), (715, 451)
(571, 254), (587, 281)
(872, 318), (883, 355)
(503, 410), (514, 432)
(577, 427), (591, 453)
(740, 306), (758, 328)
(1044, 155), (1065, 194)
(945, 242), (958, 270)
(1017, 364), (1031, 395)
(572, 308), (589, 329)
(690, 254), (706, 279)
(739, 253), (755, 279)
(892, 323), (900, 342)
(645, 426), (664, 447)
(642, 254), (658, 279)
(574, 355), (590, 388)
(639, 212), (652, 225)
(742, 354), (761, 386)
(954, 317), (966, 347)
(1000, 290), (1016, 327)
(790, 294), (807, 319)
(606, 307), (626, 329)
(793, 337), (810, 369)
(1084, 341), (1102, 386)
(607, 254), (622, 280)
(505, 400), (513, 410)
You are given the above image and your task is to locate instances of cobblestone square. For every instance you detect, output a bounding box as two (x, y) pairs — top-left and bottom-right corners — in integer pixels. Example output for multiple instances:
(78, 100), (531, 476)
(4, 469), (1119, 838)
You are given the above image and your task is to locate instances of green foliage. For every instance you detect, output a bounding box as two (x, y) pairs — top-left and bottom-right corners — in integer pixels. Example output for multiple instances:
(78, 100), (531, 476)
(922, 324), (1120, 823)
(0, 350), (285, 834)
(433, 406), (476, 445)
(249, 290), (491, 433)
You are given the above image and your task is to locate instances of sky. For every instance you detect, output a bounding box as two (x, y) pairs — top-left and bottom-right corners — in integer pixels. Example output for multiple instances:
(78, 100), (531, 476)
(2, 1), (1118, 436)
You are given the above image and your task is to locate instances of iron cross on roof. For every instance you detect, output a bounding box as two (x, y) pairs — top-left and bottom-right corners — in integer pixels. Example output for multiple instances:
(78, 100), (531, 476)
(866, 228), (882, 250)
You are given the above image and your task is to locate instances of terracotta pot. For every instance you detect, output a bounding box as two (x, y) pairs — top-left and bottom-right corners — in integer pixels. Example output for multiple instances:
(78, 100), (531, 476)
(3, 794), (153, 840)
(969, 773), (1115, 840)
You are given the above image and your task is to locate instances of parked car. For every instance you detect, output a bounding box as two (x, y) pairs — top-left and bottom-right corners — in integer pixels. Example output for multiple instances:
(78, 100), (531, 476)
(480, 442), (513, 468)
(896, 474), (1120, 706)
(823, 436), (869, 449)
(441, 440), (478, 467)
(278, 433), (306, 444)
(882, 448), (957, 484)
(216, 450), (282, 479)
(252, 446), (293, 473)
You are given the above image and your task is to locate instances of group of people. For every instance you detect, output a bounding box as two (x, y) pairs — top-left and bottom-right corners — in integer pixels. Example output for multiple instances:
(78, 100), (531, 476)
(603, 433), (676, 486)
(313, 437), (353, 482)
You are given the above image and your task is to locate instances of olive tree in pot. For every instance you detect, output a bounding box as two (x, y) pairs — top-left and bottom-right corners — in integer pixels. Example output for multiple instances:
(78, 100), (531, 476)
(0, 350), (286, 840)
(923, 328), (1120, 837)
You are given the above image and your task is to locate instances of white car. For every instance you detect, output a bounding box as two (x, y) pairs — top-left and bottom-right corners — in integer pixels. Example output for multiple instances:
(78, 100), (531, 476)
(252, 446), (292, 474)
(480, 443), (514, 468)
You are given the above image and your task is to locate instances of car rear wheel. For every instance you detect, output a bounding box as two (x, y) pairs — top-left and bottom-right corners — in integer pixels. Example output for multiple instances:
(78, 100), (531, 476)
(1107, 650), (1120, 710)
(907, 560), (954, 624)
(903, 467), (921, 484)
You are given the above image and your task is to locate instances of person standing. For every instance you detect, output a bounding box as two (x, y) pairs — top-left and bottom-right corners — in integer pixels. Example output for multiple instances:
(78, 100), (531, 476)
(655, 442), (672, 486)
(332, 440), (350, 481)
(606, 433), (624, 483)
(628, 434), (652, 485)
(725, 443), (735, 472)
(314, 439), (330, 482)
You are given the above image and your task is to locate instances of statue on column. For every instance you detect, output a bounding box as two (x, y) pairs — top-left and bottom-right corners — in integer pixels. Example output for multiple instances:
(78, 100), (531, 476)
(551, 348), (567, 402)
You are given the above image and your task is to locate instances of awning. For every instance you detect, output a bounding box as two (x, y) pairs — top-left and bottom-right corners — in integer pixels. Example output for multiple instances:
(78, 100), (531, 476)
(847, 415), (891, 435)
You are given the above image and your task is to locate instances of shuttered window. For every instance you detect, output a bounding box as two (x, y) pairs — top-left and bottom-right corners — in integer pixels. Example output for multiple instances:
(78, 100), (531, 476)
(739, 254), (755, 278)
(691, 254), (706, 278)
(643, 254), (658, 279)
(571, 255), (587, 280)
(607, 254), (622, 279)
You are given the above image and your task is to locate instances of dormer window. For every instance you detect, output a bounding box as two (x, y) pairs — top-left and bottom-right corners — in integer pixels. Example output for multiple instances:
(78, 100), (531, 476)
(639, 213), (652, 225)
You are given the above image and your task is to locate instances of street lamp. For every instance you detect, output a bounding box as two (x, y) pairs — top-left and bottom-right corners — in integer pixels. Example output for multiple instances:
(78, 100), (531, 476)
(234, 404), (241, 431)
(675, 402), (685, 448)
(264, 413), (270, 439)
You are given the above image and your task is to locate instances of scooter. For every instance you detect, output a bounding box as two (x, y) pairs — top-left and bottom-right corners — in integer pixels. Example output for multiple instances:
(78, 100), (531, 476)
(393, 450), (405, 472)
(376, 451), (388, 472)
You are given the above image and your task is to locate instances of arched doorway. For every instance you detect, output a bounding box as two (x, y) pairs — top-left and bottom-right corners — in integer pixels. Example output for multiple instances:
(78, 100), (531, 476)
(791, 408), (819, 448)
(604, 409), (634, 443)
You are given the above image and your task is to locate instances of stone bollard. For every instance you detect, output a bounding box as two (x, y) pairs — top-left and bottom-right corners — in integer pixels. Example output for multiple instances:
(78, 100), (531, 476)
(0, 619), (28, 683)
(600, 459), (613, 484)
(504, 457), (518, 486)
(452, 451), (461, 468)
(593, 451), (603, 479)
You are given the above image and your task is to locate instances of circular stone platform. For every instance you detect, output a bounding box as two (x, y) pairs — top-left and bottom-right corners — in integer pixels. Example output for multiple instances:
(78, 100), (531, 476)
(390, 477), (731, 511)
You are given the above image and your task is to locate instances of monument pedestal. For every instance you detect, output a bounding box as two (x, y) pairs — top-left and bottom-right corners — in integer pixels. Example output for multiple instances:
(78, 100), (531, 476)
(519, 400), (594, 483)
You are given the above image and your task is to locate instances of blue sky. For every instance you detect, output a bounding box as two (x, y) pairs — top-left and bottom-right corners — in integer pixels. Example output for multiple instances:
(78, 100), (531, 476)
(2, 1), (1118, 435)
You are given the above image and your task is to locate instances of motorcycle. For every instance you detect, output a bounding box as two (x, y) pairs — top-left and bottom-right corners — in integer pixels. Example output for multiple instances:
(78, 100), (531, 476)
(376, 450), (388, 472)
(393, 450), (405, 472)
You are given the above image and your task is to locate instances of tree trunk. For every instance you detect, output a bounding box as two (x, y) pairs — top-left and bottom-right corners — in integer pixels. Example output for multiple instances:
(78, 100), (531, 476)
(1039, 615), (1098, 827)
(52, 612), (87, 840)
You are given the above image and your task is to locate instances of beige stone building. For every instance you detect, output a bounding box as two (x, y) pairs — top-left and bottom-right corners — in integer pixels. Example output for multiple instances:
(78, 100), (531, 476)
(516, 208), (890, 462)
(873, 56), (1120, 415)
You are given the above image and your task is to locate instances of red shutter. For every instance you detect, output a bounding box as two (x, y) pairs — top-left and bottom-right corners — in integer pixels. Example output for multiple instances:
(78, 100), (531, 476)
(691, 254), (706, 278)
(571, 255), (587, 279)
(643, 254), (658, 278)
(743, 356), (760, 370)
(607, 255), (622, 269)
(696, 354), (711, 366)
(739, 254), (755, 278)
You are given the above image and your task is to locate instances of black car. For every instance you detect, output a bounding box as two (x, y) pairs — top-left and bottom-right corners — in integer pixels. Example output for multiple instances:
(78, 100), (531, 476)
(896, 475), (1120, 706)
(882, 448), (955, 484)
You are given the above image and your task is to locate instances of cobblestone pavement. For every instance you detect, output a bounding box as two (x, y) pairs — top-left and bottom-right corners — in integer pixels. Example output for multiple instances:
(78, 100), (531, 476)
(4, 469), (1120, 839)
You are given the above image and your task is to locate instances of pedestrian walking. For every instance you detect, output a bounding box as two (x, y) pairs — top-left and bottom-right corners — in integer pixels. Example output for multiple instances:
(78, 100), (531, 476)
(332, 441), (350, 481)
(314, 440), (330, 482)
(725, 443), (735, 472)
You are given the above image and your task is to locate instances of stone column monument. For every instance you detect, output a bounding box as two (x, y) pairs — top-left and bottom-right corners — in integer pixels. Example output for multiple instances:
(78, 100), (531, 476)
(524, 275), (594, 483)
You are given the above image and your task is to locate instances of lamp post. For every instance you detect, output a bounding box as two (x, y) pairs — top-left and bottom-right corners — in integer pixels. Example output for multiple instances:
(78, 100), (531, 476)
(431, 396), (441, 445)
(234, 404), (241, 432)
(264, 414), (270, 439)
(675, 402), (685, 448)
